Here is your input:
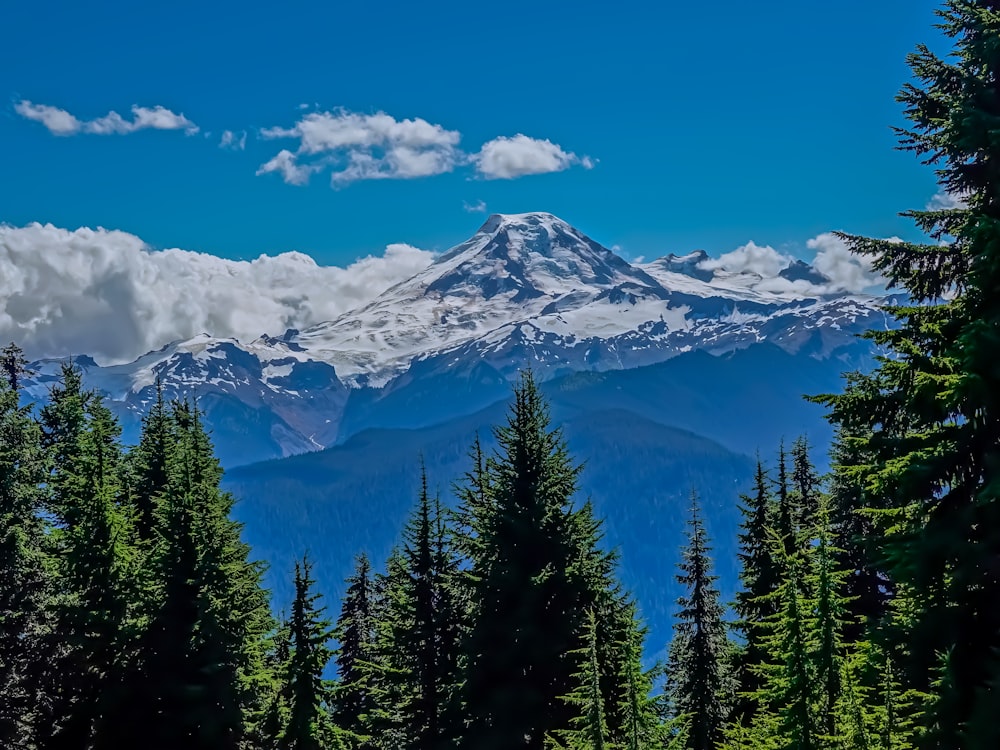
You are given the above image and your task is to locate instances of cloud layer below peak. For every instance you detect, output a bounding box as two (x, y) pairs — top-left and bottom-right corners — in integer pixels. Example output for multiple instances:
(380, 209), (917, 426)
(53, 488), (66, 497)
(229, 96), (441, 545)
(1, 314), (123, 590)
(0, 223), (435, 364)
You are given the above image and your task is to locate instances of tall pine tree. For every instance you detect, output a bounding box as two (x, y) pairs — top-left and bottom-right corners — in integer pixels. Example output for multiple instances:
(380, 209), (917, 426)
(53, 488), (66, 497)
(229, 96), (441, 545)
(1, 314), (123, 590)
(666, 492), (731, 750)
(458, 371), (614, 750)
(814, 2), (1000, 745)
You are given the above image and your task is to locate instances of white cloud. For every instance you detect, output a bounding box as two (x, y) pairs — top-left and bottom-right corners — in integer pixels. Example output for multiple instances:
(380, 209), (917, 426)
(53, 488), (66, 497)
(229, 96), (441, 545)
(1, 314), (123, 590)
(473, 134), (590, 179)
(255, 149), (318, 186)
(14, 101), (82, 135)
(259, 109), (461, 185)
(807, 232), (886, 293)
(15, 100), (198, 136)
(926, 188), (969, 210)
(693, 235), (885, 296)
(0, 222), (436, 364)
(220, 129), (248, 150)
(463, 199), (487, 213)
(699, 240), (793, 278)
(258, 110), (595, 186)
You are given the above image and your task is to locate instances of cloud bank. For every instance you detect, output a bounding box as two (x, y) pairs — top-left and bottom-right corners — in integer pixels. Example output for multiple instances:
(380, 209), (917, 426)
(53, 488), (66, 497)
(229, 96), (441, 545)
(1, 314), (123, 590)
(0, 223), (434, 364)
(258, 109), (592, 186)
(696, 234), (885, 295)
(15, 100), (198, 136)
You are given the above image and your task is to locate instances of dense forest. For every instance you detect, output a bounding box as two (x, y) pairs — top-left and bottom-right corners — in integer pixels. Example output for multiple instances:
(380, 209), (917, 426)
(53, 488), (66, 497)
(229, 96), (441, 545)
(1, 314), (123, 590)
(3, 1), (1000, 747)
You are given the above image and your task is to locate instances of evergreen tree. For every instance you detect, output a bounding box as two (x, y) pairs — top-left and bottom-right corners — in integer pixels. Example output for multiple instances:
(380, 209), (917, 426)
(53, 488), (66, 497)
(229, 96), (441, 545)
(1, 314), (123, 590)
(805, 497), (851, 741)
(0, 359), (50, 748)
(36, 372), (132, 750)
(378, 468), (465, 750)
(666, 493), (731, 750)
(827, 424), (893, 645)
(458, 372), (613, 750)
(547, 609), (609, 750)
(128, 379), (173, 542)
(281, 555), (334, 750)
(334, 552), (378, 746)
(732, 457), (779, 717)
(789, 437), (821, 540)
(0, 342), (32, 392)
(93, 401), (272, 750)
(813, 2), (1000, 745)
(613, 600), (671, 750)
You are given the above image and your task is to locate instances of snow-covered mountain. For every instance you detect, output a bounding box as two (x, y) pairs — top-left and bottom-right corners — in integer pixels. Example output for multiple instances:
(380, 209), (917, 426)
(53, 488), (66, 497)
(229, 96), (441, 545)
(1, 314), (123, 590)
(23, 212), (891, 464)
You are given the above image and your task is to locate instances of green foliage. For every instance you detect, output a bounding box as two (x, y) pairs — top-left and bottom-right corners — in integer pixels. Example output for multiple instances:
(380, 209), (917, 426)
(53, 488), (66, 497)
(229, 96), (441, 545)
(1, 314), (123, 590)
(458, 371), (618, 749)
(666, 493), (732, 750)
(811, 2), (1000, 746)
(0, 357), (49, 748)
(281, 556), (335, 750)
(333, 552), (378, 747)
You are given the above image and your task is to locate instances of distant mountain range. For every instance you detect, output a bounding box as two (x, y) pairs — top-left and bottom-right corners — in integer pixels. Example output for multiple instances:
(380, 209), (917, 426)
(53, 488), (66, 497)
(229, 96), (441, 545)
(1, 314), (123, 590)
(23, 212), (889, 465)
(21, 212), (889, 652)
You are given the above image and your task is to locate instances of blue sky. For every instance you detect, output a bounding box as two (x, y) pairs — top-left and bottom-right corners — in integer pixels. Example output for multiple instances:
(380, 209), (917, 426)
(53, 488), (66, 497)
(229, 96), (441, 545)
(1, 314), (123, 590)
(1, 0), (944, 266)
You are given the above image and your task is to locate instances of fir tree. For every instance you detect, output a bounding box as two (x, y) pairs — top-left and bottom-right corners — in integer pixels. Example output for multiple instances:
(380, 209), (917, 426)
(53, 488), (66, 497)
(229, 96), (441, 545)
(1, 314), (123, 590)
(0, 342), (32, 392)
(37, 374), (132, 750)
(827, 424), (893, 645)
(94, 401), (272, 750)
(752, 533), (815, 750)
(333, 552), (378, 746)
(127, 379), (173, 542)
(666, 492), (731, 750)
(813, 2), (1000, 745)
(732, 457), (779, 717)
(281, 555), (334, 750)
(458, 372), (614, 750)
(789, 436), (821, 539)
(805, 497), (851, 741)
(547, 609), (609, 750)
(0, 362), (50, 748)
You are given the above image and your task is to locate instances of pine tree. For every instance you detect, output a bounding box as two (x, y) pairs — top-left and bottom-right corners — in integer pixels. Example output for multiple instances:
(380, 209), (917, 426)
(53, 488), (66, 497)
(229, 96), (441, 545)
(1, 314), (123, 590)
(0, 342), (32, 392)
(334, 552), (378, 746)
(732, 457), (779, 718)
(753, 533), (815, 750)
(827, 425), (892, 645)
(36, 372), (132, 750)
(789, 436), (821, 540)
(458, 372), (613, 750)
(375, 468), (465, 750)
(0, 356), (50, 748)
(128, 379), (173, 542)
(666, 492), (731, 750)
(613, 600), (671, 750)
(805, 497), (851, 742)
(281, 555), (335, 750)
(93, 401), (272, 750)
(547, 609), (609, 750)
(812, 3), (1000, 745)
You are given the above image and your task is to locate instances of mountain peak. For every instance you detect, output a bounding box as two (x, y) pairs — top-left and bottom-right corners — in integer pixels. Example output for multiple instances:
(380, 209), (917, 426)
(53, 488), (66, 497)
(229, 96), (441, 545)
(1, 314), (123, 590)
(475, 211), (564, 234)
(427, 212), (659, 301)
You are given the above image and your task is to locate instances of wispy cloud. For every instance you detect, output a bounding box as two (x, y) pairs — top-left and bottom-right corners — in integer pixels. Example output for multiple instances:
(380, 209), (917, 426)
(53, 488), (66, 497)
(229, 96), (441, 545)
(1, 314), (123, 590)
(219, 129), (247, 150)
(0, 222), (436, 364)
(257, 109), (594, 187)
(472, 134), (593, 179)
(15, 100), (198, 136)
(926, 188), (969, 210)
(463, 199), (488, 213)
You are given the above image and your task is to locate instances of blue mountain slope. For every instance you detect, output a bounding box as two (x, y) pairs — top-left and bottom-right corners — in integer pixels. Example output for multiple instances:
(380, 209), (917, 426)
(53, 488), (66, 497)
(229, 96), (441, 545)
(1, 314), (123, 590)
(225, 399), (753, 659)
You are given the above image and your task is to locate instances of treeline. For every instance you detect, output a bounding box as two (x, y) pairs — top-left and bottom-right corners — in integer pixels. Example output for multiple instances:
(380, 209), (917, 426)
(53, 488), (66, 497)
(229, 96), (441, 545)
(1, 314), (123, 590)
(0, 356), (680, 749)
